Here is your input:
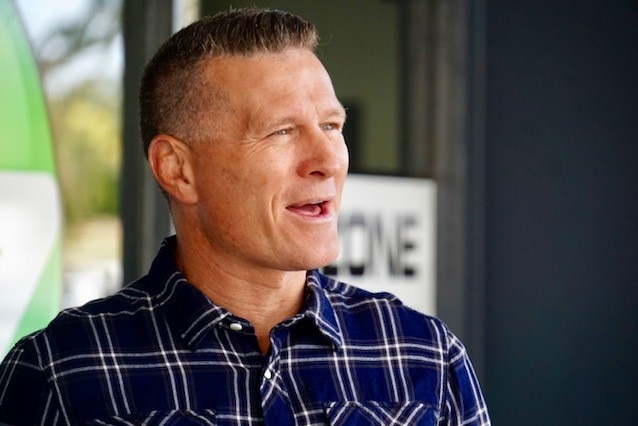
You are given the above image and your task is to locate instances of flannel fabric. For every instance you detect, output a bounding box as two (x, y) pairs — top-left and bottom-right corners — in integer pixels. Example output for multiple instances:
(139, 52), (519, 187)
(0, 237), (489, 425)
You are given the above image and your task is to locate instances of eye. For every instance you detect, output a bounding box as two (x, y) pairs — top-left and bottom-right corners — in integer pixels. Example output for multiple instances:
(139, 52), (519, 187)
(271, 128), (292, 137)
(321, 122), (342, 132)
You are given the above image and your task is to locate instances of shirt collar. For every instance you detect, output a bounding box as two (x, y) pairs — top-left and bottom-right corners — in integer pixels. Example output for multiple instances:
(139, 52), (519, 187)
(145, 237), (230, 350)
(302, 270), (344, 350)
(146, 236), (344, 351)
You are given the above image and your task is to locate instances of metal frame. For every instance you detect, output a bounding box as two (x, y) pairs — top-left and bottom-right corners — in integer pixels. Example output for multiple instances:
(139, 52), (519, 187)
(120, 0), (174, 284)
(400, 0), (487, 379)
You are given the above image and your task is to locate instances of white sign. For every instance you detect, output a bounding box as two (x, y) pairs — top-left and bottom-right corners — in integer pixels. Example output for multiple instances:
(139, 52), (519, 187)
(322, 174), (437, 315)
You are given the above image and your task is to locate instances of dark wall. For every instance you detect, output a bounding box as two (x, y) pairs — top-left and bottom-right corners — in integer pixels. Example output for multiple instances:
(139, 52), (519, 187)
(483, 1), (638, 423)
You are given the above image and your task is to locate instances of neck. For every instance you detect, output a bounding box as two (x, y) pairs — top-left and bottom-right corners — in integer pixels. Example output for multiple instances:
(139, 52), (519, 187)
(174, 235), (307, 354)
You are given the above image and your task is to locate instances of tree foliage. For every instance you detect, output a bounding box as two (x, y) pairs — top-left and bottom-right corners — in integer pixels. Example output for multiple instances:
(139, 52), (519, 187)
(28, 0), (123, 226)
(48, 81), (121, 223)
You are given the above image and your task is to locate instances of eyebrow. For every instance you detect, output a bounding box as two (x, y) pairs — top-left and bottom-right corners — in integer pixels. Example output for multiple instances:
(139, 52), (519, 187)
(327, 106), (348, 122)
(256, 105), (348, 131)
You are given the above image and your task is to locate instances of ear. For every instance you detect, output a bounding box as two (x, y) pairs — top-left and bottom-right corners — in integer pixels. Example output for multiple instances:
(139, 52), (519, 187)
(147, 134), (198, 204)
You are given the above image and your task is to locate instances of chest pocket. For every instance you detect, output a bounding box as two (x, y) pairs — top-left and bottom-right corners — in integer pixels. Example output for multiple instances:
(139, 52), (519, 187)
(325, 401), (437, 426)
(87, 409), (216, 425)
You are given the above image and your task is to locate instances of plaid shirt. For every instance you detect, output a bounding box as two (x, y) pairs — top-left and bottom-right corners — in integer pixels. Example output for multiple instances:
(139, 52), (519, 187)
(0, 237), (489, 425)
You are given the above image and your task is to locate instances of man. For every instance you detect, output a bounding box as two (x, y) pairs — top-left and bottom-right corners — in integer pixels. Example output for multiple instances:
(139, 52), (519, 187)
(0, 7), (490, 425)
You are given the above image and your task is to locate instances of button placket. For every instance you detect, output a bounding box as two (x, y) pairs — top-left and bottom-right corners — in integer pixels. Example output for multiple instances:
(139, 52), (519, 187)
(262, 353), (278, 382)
(262, 346), (280, 385)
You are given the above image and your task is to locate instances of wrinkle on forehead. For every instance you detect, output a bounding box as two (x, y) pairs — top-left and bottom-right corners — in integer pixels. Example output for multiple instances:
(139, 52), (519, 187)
(205, 48), (334, 99)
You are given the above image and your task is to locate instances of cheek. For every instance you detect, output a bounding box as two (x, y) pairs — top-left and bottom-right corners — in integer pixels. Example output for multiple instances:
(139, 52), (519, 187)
(194, 144), (294, 211)
(339, 139), (350, 169)
(335, 142), (350, 186)
(197, 163), (273, 217)
(334, 134), (350, 174)
(192, 161), (243, 224)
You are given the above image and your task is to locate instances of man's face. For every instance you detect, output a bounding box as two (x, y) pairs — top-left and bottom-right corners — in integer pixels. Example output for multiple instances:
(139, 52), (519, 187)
(187, 49), (348, 274)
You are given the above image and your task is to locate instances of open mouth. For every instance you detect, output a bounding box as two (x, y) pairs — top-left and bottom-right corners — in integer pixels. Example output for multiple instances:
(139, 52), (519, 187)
(286, 200), (329, 217)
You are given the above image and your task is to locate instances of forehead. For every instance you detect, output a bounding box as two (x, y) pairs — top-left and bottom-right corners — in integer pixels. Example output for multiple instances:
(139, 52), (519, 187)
(201, 49), (342, 115)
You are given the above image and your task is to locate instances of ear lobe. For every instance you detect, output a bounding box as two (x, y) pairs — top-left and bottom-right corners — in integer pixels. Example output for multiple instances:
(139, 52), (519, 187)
(147, 134), (198, 204)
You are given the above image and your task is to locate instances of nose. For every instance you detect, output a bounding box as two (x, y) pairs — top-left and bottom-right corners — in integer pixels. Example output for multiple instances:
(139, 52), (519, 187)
(296, 129), (348, 179)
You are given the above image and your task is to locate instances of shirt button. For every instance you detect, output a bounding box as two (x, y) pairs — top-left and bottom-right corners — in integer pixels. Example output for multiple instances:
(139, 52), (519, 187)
(229, 322), (243, 331)
(264, 369), (272, 380)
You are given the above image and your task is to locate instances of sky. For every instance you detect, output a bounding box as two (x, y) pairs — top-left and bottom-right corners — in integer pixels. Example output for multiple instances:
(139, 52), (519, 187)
(15, 0), (87, 36)
(14, 0), (123, 94)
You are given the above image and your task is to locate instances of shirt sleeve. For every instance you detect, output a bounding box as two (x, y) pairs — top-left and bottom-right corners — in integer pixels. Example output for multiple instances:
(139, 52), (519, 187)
(0, 336), (63, 425)
(443, 329), (491, 425)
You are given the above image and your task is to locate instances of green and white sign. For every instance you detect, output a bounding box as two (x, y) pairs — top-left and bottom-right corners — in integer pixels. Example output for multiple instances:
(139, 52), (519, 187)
(0, 0), (62, 355)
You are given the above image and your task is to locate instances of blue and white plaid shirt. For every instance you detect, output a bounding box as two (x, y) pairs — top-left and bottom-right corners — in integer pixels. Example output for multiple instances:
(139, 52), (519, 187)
(0, 237), (489, 425)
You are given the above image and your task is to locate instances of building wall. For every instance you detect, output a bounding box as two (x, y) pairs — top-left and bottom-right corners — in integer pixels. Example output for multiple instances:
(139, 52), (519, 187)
(483, 1), (638, 423)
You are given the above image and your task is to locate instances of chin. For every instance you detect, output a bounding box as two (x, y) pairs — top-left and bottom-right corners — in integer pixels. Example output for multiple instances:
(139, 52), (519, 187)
(295, 247), (340, 271)
(280, 234), (340, 270)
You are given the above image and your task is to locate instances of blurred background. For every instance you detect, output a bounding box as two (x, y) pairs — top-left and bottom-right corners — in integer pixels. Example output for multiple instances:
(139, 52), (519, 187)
(4, 0), (638, 424)
(14, 0), (125, 306)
